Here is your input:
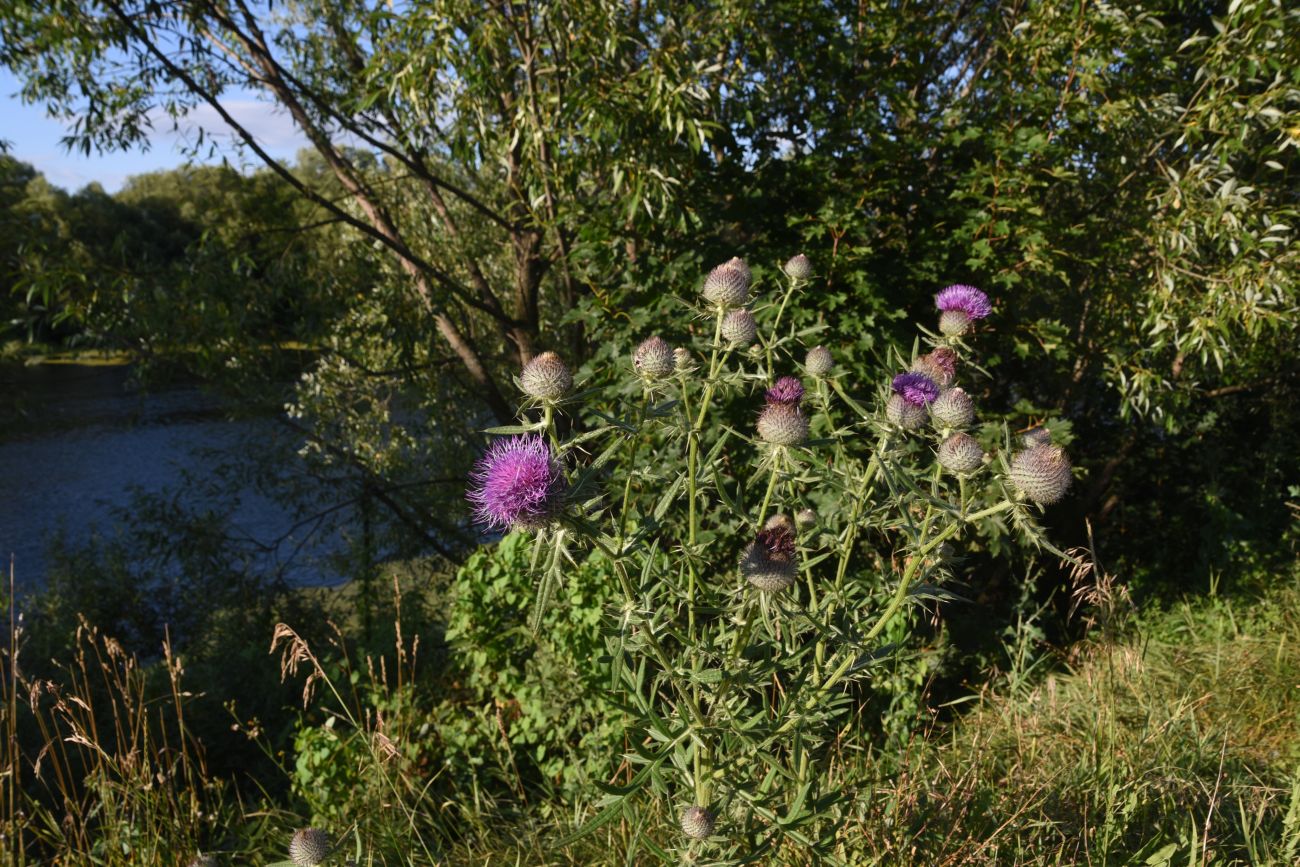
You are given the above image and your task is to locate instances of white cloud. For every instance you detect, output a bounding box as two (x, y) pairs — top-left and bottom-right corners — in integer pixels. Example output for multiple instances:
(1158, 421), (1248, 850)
(148, 97), (310, 158)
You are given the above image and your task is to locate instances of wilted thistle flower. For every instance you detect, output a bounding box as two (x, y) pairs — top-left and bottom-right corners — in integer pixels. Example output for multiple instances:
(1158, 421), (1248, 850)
(633, 336), (674, 380)
(1021, 427), (1052, 448)
(938, 432), (985, 474)
(673, 347), (694, 374)
(763, 512), (795, 533)
(935, 284), (992, 336)
(931, 387), (975, 429)
(757, 403), (809, 446)
(288, 828), (332, 867)
(702, 260), (751, 308)
(721, 309), (757, 346)
(467, 435), (566, 530)
(912, 346), (958, 387)
(765, 375), (805, 407)
(741, 524), (798, 591)
(782, 253), (813, 281)
(1009, 444), (1072, 505)
(795, 508), (817, 530)
(680, 805), (718, 840)
(519, 351), (572, 400)
(805, 345), (833, 378)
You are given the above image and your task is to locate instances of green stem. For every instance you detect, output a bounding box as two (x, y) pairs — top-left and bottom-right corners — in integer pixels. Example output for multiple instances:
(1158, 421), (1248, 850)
(757, 451), (783, 527)
(765, 275), (799, 378)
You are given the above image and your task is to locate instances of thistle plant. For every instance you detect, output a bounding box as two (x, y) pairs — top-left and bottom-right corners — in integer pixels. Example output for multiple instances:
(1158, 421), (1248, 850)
(466, 256), (1075, 861)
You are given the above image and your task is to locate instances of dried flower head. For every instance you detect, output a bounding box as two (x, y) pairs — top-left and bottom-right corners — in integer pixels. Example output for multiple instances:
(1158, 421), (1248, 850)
(519, 351), (573, 400)
(1009, 445), (1072, 505)
(912, 347), (958, 387)
(763, 512), (795, 533)
(757, 402), (809, 445)
(721, 309), (758, 346)
(633, 336), (674, 379)
(765, 376), (805, 407)
(783, 253), (813, 281)
(467, 435), (566, 530)
(805, 345), (833, 378)
(931, 387), (975, 429)
(680, 805), (718, 840)
(741, 524), (798, 591)
(289, 828), (332, 867)
(703, 261), (751, 308)
(938, 432), (985, 474)
(892, 372), (939, 407)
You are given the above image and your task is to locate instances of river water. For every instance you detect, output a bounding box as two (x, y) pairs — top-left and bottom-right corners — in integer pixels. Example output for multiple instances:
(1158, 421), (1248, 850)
(0, 363), (343, 590)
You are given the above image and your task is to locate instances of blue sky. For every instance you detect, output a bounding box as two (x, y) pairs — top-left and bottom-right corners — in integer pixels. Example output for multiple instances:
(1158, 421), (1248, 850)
(1, 68), (309, 193)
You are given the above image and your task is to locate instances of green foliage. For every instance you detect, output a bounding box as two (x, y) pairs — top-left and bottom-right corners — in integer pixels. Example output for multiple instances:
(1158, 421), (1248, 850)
(436, 532), (621, 801)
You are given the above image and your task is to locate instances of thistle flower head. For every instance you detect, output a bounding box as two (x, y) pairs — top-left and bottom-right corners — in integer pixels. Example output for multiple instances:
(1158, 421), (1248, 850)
(795, 508), (817, 530)
(763, 512), (795, 533)
(741, 524), (798, 591)
(757, 402), (809, 446)
(886, 394), (928, 429)
(519, 351), (572, 400)
(935, 284), (992, 319)
(467, 435), (566, 530)
(1009, 445), (1072, 505)
(931, 387), (975, 429)
(913, 347), (958, 387)
(289, 828), (332, 867)
(721, 309), (757, 346)
(633, 336), (674, 379)
(765, 376), (805, 407)
(782, 253), (813, 281)
(724, 256), (752, 282)
(702, 261), (751, 308)
(937, 432), (985, 474)
(680, 805), (718, 840)
(805, 345), (833, 378)
(891, 372), (939, 407)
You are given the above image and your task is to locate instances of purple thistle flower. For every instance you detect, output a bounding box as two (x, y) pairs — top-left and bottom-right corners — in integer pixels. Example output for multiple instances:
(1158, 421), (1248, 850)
(765, 376), (805, 407)
(891, 372), (939, 407)
(467, 435), (565, 531)
(934, 284), (992, 320)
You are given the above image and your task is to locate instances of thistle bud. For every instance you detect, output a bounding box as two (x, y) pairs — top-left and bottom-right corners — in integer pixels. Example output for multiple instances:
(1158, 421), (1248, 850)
(724, 256), (752, 282)
(633, 336), (674, 380)
(886, 394), (927, 429)
(805, 345), (833, 378)
(741, 525), (798, 592)
(702, 262), (750, 308)
(939, 309), (972, 337)
(1021, 427), (1052, 448)
(782, 253), (813, 281)
(795, 508), (817, 530)
(931, 387), (975, 429)
(937, 432), (985, 474)
(757, 403), (809, 446)
(289, 828), (332, 867)
(721, 309), (757, 346)
(673, 347), (694, 374)
(1009, 445), (1072, 505)
(519, 351), (572, 400)
(680, 805), (718, 840)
